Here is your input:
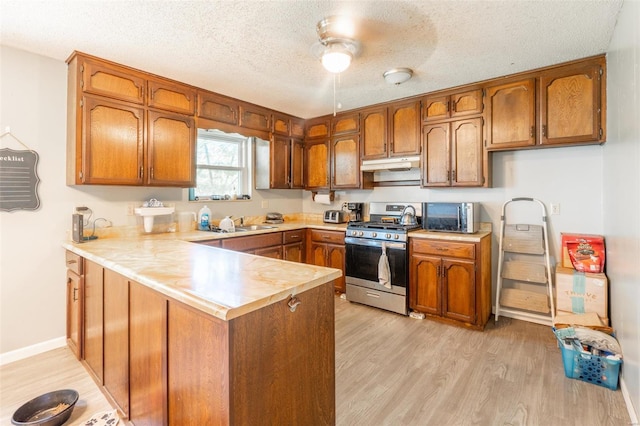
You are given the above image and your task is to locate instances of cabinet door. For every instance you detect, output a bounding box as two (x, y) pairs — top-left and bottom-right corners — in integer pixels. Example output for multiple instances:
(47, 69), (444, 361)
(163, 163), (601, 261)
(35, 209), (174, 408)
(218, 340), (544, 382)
(409, 254), (441, 316)
(361, 107), (387, 159)
(305, 140), (330, 189)
(283, 242), (304, 263)
(422, 123), (450, 187)
(271, 136), (291, 188)
(84, 260), (104, 384)
(451, 90), (483, 118)
(485, 79), (536, 150)
(81, 96), (144, 185)
(441, 259), (476, 324)
(291, 139), (305, 189)
(389, 101), (421, 157)
(147, 110), (196, 187)
(308, 242), (328, 267)
(147, 78), (196, 114)
(66, 269), (82, 360)
(332, 113), (359, 135)
(272, 113), (291, 136)
(239, 104), (271, 131)
(305, 118), (330, 139)
(327, 244), (346, 293)
(81, 58), (145, 104)
(422, 95), (450, 122)
(331, 134), (360, 189)
(103, 269), (130, 416)
(255, 245), (283, 259)
(540, 63), (602, 145)
(129, 281), (167, 426)
(451, 118), (483, 187)
(196, 90), (238, 125)
(291, 117), (305, 139)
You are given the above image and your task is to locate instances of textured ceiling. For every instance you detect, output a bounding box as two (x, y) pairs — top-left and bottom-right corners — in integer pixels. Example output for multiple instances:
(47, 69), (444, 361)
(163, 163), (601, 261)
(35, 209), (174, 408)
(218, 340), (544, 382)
(0, 0), (623, 119)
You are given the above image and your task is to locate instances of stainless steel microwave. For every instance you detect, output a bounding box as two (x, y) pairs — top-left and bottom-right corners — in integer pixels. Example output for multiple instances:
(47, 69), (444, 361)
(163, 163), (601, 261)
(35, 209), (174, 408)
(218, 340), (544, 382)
(422, 202), (478, 233)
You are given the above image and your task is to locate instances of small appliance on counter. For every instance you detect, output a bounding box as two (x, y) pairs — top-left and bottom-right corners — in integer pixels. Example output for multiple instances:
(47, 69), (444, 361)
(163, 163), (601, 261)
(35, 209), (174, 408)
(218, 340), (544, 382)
(265, 212), (284, 224)
(324, 210), (349, 224)
(422, 202), (478, 233)
(344, 202), (364, 222)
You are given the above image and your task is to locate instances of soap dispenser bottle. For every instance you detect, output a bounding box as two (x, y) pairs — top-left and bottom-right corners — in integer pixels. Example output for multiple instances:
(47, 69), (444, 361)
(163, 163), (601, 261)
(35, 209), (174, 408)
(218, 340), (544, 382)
(198, 205), (211, 230)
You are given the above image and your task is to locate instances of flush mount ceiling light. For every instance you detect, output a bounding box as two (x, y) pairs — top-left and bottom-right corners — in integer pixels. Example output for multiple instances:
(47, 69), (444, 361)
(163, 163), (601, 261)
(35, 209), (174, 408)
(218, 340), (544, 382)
(311, 16), (360, 74)
(383, 68), (413, 85)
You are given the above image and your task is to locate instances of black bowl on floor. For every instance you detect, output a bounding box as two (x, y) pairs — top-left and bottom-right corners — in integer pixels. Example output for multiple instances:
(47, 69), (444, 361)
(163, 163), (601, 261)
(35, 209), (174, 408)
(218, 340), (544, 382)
(11, 389), (78, 426)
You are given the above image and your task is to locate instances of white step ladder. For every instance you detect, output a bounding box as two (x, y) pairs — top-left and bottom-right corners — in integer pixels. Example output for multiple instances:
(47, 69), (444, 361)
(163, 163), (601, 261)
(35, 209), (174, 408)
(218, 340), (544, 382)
(494, 198), (555, 325)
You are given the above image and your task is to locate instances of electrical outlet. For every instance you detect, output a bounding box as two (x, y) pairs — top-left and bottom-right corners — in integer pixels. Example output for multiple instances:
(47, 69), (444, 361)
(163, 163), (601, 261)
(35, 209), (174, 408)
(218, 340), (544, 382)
(261, 200), (269, 209)
(550, 203), (560, 215)
(127, 203), (136, 216)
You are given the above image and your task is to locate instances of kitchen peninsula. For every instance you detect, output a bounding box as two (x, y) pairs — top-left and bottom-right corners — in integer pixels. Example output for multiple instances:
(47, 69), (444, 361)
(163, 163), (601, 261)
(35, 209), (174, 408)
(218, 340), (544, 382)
(63, 231), (341, 425)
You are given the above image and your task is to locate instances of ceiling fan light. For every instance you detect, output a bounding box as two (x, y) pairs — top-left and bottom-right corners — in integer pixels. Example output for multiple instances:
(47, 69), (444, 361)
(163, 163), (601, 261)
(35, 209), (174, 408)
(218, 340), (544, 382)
(322, 49), (352, 73)
(383, 68), (413, 85)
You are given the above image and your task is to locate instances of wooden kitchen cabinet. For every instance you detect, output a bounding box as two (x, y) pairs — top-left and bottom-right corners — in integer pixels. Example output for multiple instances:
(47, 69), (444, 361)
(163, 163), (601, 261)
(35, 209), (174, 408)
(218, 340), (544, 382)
(83, 259), (104, 384)
(103, 269), (130, 417)
(197, 89), (239, 125)
(129, 281), (167, 425)
(67, 52), (196, 187)
(332, 113), (359, 135)
(409, 235), (491, 330)
(422, 118), (485, 187)
(307, 230), (346, 292)
(221, 232), (283, 258)
(269, 136), (305, 189)
(422, 90), (483, 122)
(331, 134), (361, 189)
(65, 251), (83, 360)
(361, 101), (421, 160)
(539, 60), (604, 145)
(239, 103), (271, 132)
(283, 229), (306, 263)
(291, 139), (305, 188)
(305, 139), (330, 190)
(485, 78), (536, 150)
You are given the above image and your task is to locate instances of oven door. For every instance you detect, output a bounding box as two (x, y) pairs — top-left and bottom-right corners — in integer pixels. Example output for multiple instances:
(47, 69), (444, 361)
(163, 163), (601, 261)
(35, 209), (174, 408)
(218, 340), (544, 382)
(344, 237), (407, 295)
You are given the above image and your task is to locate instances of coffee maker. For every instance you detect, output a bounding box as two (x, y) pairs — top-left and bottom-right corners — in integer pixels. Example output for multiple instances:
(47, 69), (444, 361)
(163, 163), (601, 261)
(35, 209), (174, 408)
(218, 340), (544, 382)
(345, 202), (364, 222)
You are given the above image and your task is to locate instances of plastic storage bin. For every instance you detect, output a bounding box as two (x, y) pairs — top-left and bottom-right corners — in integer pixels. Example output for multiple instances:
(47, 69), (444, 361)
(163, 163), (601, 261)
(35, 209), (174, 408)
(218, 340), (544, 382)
(556, 335), (621, 390)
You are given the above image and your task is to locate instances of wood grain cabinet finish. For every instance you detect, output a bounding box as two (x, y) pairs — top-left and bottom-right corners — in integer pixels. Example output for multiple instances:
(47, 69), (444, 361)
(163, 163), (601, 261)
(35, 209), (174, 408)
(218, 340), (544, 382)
(147, 77), (196, 115)
(422, 90), (483, 122)
(196, 90), (239, 125)
(332, 113), (360, 135)
(83, 259), (104, 384)
(361, 102), (420, 160)
(67, 52), (196, 187)
(65, 251), (83, 360)
(304, 139), (330, 190)
(270, 136), (304, 189)
(221, 232), (283, 258)
(409, 235), (492, 330)
(239, 103), (271, 132)
(307, 230), (346, 292)
(331, 134), (361, 189)
(291, 139), (305, 188)
(485, 78), (536, 150)
(422, 118), (484, 187)
(539, 60), (604, 145)
(283, 229), (306, 263)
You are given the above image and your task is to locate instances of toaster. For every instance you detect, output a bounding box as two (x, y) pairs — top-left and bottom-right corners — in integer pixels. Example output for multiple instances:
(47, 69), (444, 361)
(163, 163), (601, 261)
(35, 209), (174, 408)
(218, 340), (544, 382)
(323, 210), (349, 224)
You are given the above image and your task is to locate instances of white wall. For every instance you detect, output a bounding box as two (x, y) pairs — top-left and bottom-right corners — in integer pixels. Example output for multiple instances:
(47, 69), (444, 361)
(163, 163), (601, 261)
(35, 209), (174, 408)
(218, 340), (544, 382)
(0, 45), (302, 356)
(604, 0), (640, 419)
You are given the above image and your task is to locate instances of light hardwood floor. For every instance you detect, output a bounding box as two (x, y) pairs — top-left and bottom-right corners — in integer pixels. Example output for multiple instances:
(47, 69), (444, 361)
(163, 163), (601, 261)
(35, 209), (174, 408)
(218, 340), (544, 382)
(1, 296), (631, 425)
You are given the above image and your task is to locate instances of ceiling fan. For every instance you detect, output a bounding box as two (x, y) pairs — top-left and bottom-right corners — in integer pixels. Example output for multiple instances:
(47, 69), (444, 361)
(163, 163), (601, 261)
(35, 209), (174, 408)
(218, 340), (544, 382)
(310, 15), (361, 74)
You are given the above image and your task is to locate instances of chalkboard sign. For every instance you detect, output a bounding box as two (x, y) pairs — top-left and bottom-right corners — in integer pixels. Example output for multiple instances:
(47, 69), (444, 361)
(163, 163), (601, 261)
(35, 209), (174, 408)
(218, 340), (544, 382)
(0, 148), (41, 212)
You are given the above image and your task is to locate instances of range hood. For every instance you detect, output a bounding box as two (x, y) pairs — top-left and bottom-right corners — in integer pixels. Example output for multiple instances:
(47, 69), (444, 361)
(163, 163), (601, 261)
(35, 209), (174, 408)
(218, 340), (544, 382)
(360, 156), (420, 172)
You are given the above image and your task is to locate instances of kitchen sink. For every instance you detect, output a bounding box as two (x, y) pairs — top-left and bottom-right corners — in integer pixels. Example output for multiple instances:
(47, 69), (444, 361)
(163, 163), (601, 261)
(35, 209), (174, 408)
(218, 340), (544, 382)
(234, 225), (277, 232)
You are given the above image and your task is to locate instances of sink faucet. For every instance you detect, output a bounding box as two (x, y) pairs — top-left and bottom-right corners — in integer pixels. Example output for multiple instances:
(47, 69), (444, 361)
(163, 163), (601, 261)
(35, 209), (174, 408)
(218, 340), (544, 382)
(233, 216), (244, 226)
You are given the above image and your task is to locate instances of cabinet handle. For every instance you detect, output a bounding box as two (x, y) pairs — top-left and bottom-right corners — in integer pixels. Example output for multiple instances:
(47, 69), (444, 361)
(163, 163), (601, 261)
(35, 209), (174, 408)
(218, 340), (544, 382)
(66, 259), (77, 265)
(530, 126), (535, 138)
(437, 265), (441, 277)
(287, 295), (301, 312)
(446, 101), (450, 112)
(451, 100), (456, 112)
(542, 125), (547, 137)
(73, 287), (78, 301)
(139, 167), (144, 179)
(150, 167), (154, 180)
(451, 170), (456, 182)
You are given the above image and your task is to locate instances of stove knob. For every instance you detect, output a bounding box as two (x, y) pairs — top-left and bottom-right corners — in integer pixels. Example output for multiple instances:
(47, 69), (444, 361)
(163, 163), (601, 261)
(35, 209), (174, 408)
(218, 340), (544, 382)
(351, 230), (358, 236)
(394, 234), (400, 240)
(385, 233), (391, 239)
(358, 231), (364, 237)
(372, 232), (377, 237)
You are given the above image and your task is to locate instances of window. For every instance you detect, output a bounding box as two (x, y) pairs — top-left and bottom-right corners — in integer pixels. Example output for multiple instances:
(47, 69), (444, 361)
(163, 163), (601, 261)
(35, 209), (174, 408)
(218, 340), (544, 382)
(189, 129), (251, 201)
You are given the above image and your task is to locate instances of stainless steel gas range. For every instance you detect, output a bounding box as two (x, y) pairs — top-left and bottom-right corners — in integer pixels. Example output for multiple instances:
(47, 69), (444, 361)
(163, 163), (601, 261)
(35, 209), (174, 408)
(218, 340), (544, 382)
(345, 202), (421, 315)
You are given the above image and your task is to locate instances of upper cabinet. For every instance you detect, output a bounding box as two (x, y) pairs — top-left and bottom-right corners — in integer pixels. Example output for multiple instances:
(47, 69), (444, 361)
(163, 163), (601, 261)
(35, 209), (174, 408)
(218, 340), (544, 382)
(67, 52), (196, 187)
(304, 117), (331, 190)
(422, 90), (483, 123)
(361, 101), (421, 160)
(197, 90), (239, 125)
(485, 55), (605, 151)
(267, 113), (305, 189)
(239, 103), (271, 132)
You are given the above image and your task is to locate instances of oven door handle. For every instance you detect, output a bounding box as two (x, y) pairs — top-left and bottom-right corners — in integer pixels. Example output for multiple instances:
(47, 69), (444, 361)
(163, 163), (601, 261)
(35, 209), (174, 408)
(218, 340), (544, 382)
(344, 237), (405, 250)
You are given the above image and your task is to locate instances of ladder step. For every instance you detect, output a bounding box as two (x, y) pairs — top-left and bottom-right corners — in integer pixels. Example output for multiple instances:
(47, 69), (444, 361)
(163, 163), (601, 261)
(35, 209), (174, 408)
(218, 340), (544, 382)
(503, 224), (545, 254)
(502, 260), (547, 283)
(500, 288), (550, 314)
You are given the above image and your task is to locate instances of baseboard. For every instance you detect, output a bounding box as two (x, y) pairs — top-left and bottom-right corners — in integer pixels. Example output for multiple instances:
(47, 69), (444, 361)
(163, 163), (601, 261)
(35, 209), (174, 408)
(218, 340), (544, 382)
(0, 336), (66, 366)
(621, 377), (639, 425)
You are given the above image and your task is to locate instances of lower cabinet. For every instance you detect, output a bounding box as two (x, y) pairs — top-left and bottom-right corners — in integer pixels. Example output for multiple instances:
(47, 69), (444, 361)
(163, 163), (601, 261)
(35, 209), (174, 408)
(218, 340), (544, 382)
(83, 259), (104, 384)
(307, 230), (346, 292)
(221, 232), (283, 259)
(409, 235), (491, 330)
(65, 251), (83, 360)
(283, 229), (305, 263)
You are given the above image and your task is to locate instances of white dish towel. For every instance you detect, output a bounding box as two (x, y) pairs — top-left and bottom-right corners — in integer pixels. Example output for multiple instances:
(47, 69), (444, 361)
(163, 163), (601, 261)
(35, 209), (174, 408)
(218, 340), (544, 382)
(378, 243), (392, 289)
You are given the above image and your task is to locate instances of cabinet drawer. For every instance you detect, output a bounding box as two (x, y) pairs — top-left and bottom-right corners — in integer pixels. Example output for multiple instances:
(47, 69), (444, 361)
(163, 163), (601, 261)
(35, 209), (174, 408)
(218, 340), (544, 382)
(222, 232), (282, 252)
(411, 239), (475, 259)
(65, 251), (83, 275)
(283, 229), (305, 244)
(310, 230), (345, 244)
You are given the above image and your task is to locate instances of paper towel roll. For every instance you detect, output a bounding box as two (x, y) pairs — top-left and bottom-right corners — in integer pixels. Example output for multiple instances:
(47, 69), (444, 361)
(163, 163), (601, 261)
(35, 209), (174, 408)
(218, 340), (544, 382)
(314, 193), (333, 205)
